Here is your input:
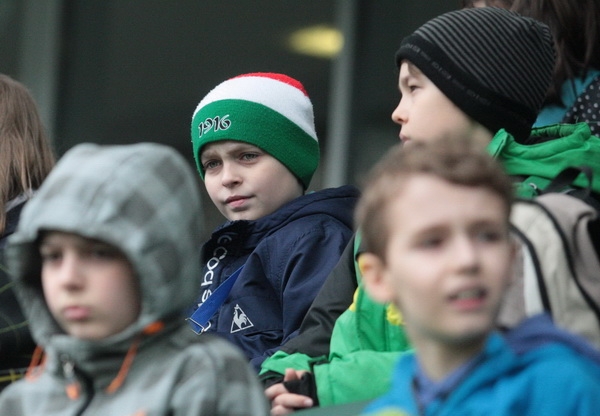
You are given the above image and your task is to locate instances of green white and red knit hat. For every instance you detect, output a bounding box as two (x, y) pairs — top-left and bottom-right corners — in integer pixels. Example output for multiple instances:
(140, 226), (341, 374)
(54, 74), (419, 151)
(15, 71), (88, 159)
(191, 72), (320, 189)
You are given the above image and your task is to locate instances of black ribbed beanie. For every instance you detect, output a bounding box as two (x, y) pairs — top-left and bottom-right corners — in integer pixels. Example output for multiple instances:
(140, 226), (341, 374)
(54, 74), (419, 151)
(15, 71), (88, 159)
(395, 7), (555, 141)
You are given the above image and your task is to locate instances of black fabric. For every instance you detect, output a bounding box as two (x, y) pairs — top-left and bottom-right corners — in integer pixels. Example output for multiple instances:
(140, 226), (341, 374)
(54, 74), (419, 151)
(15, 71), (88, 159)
(563, 75), (600, 136)
(262, 370), (284, 388)
(0, 201), (35, 391)
(283, 372), (319, 406)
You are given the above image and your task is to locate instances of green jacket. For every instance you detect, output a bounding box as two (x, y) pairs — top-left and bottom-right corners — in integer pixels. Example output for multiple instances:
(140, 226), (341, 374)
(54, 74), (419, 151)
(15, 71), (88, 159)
(261, 236), (411, 406)
(489, 123), (600, 197)
(260, 122), (600, 407)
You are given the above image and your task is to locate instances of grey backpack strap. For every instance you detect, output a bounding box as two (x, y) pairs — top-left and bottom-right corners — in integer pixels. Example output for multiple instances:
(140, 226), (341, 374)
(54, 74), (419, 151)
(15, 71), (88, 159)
(507, 195), (600, 348)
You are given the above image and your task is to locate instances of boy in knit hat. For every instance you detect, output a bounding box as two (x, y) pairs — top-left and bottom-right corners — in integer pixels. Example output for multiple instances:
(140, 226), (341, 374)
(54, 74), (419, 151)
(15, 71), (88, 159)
(358, 139), (600, 416)
(189, 72), (359, 371)
(0, 142), (269, 415)
(264, 7), (600, 414)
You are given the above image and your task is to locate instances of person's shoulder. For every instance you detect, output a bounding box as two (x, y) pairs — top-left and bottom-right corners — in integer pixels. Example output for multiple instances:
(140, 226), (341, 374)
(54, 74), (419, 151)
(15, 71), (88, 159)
(308, 185), (361, 198)
(299, 185), (360, 209)
(263, 207), (352, 241)
(488, 334), (600, 409)
(505, 343), (600, 413)
(519, 341), (600, 377)
(277, 185), (359, 219)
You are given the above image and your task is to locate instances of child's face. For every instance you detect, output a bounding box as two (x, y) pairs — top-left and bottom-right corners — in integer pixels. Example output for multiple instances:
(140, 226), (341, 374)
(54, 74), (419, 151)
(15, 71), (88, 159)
(392, 61), (493, 147)
(364, 174), (514, 350)
(40, 231), (141, 340)
(201, 140), (304, 221)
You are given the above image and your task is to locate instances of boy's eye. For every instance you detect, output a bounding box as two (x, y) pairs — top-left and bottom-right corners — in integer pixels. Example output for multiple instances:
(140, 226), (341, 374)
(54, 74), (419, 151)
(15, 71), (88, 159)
(40, 248), (62, 264)
(202, 159), (221, 171)
(417, 236), (443, 249)
(476, 229), (504, 243)
(240, 152), (259, 161)
(89, 245), (122, 260)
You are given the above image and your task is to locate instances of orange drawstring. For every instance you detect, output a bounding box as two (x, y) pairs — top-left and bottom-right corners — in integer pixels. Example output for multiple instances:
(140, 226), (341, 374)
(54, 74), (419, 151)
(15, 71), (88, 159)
(65, 381), (81, 400)
(105, 321), (164, 394)
(23, 321), (165, 396)
(105, 336), (140, 394)
(142, 321), (164, 335)
(25, 345), (46, 381)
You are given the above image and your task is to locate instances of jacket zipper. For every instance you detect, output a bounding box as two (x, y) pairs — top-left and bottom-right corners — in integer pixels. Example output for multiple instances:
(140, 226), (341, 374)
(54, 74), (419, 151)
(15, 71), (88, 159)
(61, 355), (94, 416)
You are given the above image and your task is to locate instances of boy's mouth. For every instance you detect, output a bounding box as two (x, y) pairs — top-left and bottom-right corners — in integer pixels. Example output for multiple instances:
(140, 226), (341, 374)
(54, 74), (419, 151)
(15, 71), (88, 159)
(62, 305), (91, 321)
(225, 195), (250, 208)
(452, 288), (485, 300)
(448, 288), (488, 310)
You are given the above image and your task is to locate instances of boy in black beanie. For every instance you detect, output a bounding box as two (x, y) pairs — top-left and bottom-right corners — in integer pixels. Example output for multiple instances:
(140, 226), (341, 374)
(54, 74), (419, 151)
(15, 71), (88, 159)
(264, 7), (600, 415)
(393, 6), (553, 144)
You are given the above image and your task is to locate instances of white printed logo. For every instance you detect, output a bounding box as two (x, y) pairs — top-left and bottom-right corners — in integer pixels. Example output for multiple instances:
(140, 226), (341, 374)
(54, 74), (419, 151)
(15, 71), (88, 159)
(231, 304), (254, 333)
(198, 115), (231, 137)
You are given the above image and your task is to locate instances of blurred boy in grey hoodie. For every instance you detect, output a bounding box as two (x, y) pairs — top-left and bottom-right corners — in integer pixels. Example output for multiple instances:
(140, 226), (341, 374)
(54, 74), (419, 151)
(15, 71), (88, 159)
(0, 142), (268, 415)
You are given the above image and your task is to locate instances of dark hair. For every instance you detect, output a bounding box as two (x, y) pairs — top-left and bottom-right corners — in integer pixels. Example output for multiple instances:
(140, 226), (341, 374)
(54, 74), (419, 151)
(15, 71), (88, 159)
(355, 138), (514, 260)
(511, 0), (600, 104)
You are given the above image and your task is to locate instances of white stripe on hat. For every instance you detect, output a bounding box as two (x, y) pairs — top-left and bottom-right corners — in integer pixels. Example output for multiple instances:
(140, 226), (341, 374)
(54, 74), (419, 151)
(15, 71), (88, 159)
(193, 75), (318, 141)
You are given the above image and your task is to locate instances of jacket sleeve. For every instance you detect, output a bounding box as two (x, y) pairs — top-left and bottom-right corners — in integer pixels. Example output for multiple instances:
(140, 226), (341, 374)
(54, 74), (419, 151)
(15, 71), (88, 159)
(280, 235), (358, 357)
(308, 284), (409, 406)
(171, 341), (270, 416)
(313, 350), (402, 407)
(257, 230), (357, 376)
(251, 221), (355, 370)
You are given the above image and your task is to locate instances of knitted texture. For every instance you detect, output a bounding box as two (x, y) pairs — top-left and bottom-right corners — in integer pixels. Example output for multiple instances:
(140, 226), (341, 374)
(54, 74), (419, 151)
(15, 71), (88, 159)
(396, 7), (555, 141)
(191, 73), (320, 189)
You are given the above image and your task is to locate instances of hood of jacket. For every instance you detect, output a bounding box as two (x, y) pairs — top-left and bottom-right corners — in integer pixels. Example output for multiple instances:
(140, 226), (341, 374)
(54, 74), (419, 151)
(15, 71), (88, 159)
(6, 143), (204, 353)
(487, 122), (600, 196)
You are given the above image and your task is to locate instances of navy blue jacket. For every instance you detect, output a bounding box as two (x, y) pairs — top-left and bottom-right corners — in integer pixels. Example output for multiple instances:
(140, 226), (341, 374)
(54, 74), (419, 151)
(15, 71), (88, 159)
(196, 185), (359, 370)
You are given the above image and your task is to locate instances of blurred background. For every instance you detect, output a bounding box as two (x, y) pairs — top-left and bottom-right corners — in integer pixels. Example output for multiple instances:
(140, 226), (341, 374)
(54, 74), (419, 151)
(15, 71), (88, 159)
(1, 0), (453, 232)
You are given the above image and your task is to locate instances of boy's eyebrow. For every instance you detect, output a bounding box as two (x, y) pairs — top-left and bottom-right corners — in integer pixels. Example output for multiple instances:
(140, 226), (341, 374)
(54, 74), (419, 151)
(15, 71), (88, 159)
(405, 62), (423, 78)
(200, 148), (217, 160)
(410, 217), (507, 236)
(202, 142), (262, 160)
(399, 62), (422, 87)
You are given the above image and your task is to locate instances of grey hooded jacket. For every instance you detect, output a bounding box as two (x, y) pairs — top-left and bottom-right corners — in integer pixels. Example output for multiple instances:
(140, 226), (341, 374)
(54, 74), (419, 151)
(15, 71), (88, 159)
(0, 143), (268, 415)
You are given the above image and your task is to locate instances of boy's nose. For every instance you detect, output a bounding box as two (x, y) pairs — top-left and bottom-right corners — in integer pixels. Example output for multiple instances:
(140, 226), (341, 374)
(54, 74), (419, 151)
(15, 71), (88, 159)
(452, 236), (480, 275)
(391, 99), (407, 126)
(58, 256), (85, 289)
(220, 162), (242, 188)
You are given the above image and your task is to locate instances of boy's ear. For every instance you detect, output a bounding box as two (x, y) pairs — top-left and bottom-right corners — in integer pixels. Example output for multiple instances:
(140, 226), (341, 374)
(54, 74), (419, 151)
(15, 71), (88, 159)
(358, 252), (394, 304)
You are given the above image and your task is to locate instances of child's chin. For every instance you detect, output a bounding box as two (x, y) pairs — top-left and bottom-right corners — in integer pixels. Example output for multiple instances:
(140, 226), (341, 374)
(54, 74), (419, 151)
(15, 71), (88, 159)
(455, 326), (493, 345)
(445, 319), (494, 345)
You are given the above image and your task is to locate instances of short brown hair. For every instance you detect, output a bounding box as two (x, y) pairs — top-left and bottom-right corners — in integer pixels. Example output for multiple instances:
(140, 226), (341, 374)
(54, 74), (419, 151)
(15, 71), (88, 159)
(355, 138), (514, 260)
